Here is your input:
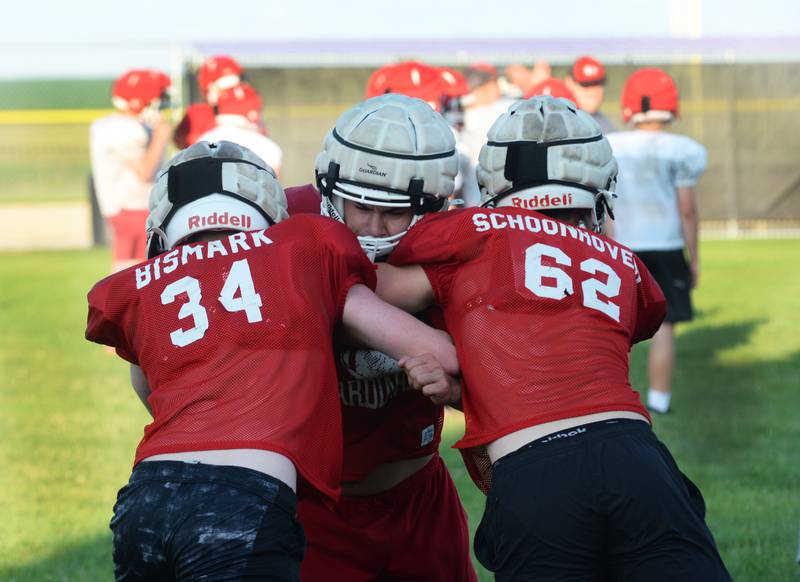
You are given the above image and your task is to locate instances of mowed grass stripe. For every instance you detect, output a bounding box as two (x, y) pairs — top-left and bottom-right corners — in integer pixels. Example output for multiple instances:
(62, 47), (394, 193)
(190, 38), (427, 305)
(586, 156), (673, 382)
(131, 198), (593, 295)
(1, 239), (798, 581)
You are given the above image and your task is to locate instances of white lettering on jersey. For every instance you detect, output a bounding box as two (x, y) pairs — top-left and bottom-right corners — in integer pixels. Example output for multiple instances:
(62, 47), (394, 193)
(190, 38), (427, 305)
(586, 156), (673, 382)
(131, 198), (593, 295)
(206, 239), (228, 259)
(181, 244), (204, 265)
(250, 230), (273, 248)
(162, 249), (180, 274)
(525, 242), (622, 322)
(472, 211), (635, 273)
(135, 265), (151, 289)
(229, 232), (251, 254)
(160, 258), (263, 347)
(135, 230), (275, 289)
(339, 372), (410, 409)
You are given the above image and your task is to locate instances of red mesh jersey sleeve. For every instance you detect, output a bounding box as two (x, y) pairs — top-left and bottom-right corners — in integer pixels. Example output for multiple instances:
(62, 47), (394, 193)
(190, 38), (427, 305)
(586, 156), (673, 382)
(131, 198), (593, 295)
(389, 210), (469, 306)
(305, 215), (377, 321)
(631, 255), (667, 343)
(285, 184), (323, 216)
(85, 275), (138, 364)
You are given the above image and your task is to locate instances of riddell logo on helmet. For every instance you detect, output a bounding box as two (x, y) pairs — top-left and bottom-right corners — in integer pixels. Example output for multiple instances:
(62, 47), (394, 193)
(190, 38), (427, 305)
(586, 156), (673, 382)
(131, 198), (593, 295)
(188, 212), (252, 230)
(358, 163), (387, 177)
(511, 193), (573, 209)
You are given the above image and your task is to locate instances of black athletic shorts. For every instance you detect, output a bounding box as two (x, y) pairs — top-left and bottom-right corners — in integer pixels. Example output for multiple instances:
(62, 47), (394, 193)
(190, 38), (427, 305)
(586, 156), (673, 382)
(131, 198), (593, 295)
(474, 420), (731, 582)
(636, 249), (693, 323)
(110, 461), (304, 582)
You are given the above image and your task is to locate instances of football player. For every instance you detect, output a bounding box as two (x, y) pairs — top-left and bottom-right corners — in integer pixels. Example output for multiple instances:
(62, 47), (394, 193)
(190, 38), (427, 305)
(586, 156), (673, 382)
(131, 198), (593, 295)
(363, 60), (472, 204)
(524, 77), (577, 101)
(378, 96), (731, 581)
(564, 55), (616, 134)
(197, 82), (283, 176)
(172, 55), (243, 150)
(90, 69), (172, 272)
(197, 54), (243, 105)
(607, 67), (707, 416)
(288, 95), (478, 581)
(85, 141), (458, 581)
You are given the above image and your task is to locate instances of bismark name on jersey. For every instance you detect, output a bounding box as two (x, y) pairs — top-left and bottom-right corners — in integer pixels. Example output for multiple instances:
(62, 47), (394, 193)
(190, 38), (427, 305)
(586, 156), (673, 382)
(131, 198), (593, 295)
(135, 230), (273, 289)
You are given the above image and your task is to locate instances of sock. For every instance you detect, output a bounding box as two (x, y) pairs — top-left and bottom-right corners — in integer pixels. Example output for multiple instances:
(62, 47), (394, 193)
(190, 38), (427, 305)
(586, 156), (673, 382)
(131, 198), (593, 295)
(647, 390), (671, 414)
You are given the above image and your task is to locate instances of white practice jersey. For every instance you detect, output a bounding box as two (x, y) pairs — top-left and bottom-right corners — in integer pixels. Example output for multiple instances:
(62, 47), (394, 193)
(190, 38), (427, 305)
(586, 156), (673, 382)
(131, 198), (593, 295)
(608, 130), (707, 251)
(198, 125), (283, 175)
(89, 114), (154, 217)
(459, 98), (517, 207)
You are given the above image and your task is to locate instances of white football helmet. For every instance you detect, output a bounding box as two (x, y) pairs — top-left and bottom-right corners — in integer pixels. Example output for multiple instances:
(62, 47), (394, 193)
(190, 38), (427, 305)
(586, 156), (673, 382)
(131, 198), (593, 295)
(315, 94), (458, 260)
(477, 96), (617, 233)
(146, 140), (288, 258)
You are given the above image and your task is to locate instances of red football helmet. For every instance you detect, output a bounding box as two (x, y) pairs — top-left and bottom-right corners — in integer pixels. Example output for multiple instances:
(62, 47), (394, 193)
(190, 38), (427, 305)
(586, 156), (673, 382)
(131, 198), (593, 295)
(621, 67), (680, 123)
(198, 55), (243, 103)
(365, 61), (467, 114)
(436, 67), (470, 98)
(215, 83), (263, 124)
(365, 61), (441, 99)
(112, 69), (171, 114)
(525, 78), (577, 103)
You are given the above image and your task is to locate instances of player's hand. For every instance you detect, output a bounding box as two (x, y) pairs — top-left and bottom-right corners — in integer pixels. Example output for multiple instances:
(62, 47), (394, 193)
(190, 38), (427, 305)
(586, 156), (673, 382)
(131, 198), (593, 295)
(690, 259), (699, 289)
(399, 353), (460, 406)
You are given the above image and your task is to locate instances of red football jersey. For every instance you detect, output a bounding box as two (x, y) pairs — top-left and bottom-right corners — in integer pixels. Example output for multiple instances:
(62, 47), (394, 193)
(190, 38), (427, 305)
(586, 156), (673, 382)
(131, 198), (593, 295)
(285, 184), (443, 481)
(336, 306), (447, 481)
(85, 215), (375, 502)
(390, 208), (666, 451)
(285, 183), (323, 216)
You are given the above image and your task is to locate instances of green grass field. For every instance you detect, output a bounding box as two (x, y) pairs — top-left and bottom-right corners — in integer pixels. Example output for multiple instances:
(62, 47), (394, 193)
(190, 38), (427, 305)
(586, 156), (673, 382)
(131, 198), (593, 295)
(1, 239), (799, 581)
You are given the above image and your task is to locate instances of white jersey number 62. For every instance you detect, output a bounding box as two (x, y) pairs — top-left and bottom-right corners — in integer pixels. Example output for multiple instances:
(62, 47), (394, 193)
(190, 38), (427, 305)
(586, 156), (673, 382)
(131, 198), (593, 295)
(524, 243), (621, 322)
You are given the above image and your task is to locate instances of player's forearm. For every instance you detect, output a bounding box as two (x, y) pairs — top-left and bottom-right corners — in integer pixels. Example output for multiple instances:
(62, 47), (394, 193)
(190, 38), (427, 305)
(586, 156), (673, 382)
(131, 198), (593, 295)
(678, 187), (699, 264)
(343, 284), (459, 376)
(131, 122), (171, 182)
(683, 216), (698, 266)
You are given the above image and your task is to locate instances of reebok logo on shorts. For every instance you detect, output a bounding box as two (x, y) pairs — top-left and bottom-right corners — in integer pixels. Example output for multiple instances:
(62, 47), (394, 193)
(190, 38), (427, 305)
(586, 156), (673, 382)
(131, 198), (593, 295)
(539, 427), (586, 445)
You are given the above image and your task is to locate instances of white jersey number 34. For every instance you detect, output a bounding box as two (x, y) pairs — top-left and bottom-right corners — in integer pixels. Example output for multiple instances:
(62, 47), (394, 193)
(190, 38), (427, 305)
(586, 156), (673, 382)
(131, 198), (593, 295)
(525, 243), (621, 322)
(160, 258), (263, 347)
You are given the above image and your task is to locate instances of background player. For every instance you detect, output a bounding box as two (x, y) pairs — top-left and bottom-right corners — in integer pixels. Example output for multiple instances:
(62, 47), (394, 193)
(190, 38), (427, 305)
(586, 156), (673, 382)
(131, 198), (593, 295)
(89, 68), (172, 272)
(607, 68), (707, 415)
(363, 60), (472, 205)
(197, 82), (284, 176)
(564, 55), (616, 133)
(85, 141), (458, 581)
(458, 63), (517, 207)
(173, 54), (243, 149)
(379, 96), (731, 581)
(289, 95), (477, 581)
